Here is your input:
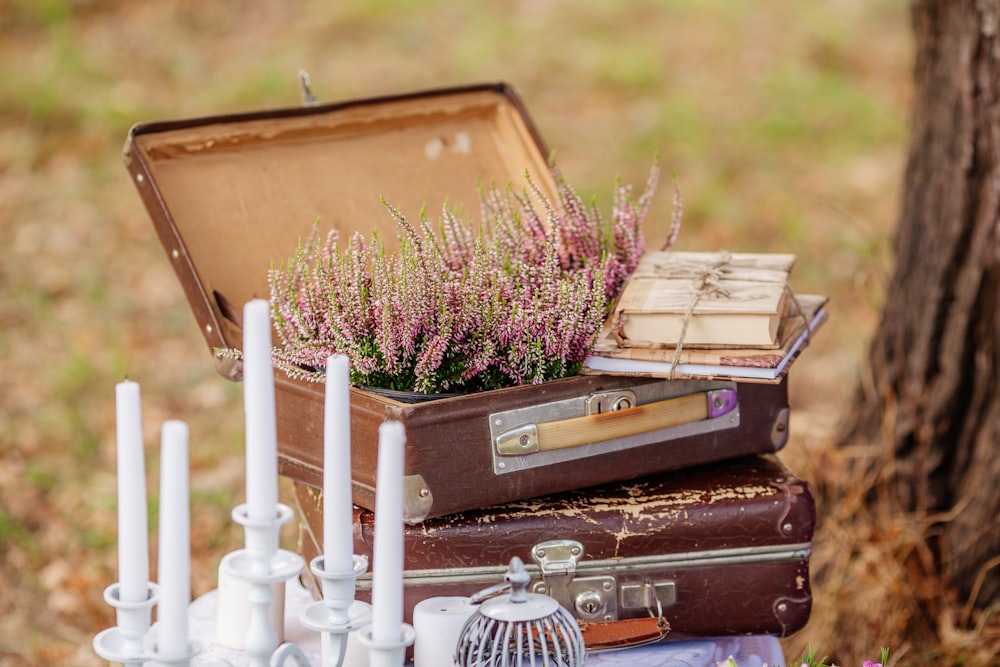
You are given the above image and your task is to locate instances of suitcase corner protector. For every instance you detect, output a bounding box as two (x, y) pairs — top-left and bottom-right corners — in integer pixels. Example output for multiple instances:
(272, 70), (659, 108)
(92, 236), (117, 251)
(771, 407), (790, 449)
(403, 474), (432, 524)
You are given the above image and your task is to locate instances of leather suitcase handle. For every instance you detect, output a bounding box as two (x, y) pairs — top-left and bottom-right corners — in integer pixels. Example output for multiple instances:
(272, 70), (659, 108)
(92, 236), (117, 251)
(581, 616), (670, 651)
(495, 388), (737, 455)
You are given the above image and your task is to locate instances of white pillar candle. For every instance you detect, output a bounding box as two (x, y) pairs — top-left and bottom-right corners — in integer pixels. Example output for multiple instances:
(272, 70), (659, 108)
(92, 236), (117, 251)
(115, 380), (149, 604)
(323, 354), (354, 575)
(216, 565), (285, 649)
(413, 597), (475, 666)
(243, 299), (279, 522)
(156, 420), (190, 658)
(370, 421), (405, 645)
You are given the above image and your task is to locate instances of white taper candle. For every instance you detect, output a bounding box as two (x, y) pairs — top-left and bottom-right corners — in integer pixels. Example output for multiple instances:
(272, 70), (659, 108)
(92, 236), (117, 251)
(115, 380), (149, 604)
(157, 420), (190, 658)
(243, 299), (279, 522)
(370, 421), (406, 645)
(323, 354), (354, 574)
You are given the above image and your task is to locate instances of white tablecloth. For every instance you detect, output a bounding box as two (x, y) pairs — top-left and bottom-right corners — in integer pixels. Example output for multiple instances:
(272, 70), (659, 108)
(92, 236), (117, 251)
(189, 581), (785, 666)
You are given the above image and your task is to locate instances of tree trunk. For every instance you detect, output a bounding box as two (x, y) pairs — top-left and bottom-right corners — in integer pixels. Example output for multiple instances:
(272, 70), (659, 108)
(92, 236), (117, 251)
(841, 0), (1000, 611)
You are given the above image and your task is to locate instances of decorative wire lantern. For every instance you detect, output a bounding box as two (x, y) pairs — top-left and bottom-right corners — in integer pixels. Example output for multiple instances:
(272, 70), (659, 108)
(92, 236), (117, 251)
(455, 557), (586, 667)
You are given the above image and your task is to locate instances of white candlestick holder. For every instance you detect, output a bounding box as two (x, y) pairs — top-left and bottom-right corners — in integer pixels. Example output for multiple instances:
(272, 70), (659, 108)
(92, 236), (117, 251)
(229, 502), (298, 576)
(92, 582), (159, 665)
(355, 624), (416, 667)
(146, 625), (202, 667)
(296, 554), (372, 666)
(93, 582), (204, 666)
(220, 502), (305, 667)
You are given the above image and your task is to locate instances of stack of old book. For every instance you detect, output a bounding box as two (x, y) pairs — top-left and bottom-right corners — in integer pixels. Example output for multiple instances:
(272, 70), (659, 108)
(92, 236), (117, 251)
(584, 250), (828, 383)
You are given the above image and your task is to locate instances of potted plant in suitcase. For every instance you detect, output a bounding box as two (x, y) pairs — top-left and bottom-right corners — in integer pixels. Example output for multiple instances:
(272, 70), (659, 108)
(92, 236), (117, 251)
(265, 164), (678, 400)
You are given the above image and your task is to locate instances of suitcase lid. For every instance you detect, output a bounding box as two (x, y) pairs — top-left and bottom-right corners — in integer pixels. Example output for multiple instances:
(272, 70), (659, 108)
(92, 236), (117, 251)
(123, 82), (556, 360)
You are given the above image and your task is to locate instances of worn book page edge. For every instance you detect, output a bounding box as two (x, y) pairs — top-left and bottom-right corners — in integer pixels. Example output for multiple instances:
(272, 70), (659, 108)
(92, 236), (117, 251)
(582, 301), (827, 383)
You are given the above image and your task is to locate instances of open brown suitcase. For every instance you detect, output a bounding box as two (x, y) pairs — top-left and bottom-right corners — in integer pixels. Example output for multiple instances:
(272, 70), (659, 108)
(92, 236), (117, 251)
(123, 82), (794, 522)
(296, 454), (814, 643)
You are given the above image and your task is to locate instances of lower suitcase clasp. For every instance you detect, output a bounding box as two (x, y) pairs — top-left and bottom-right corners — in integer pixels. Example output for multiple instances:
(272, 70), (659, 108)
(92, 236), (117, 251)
(530, 539), (678, 623)
(531, 540), (619, 622)
(533, 576), (618, 623)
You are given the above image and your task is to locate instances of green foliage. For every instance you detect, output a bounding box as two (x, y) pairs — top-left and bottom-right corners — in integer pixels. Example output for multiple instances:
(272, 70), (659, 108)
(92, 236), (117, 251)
(5, 0), (74, 28)
(25, 464), (57, 493)
(793, 645), (891, 667)
(0, 505), (33, 548)
(798, 645), (835, 666)
(83, 527), (115, 550)
(190, 489), (239, 511)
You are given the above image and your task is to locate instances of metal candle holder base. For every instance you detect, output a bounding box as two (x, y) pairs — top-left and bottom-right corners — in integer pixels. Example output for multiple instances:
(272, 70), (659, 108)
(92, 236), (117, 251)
(355, 624), (416, 667)
(92, 582), (159, 665)
(296, 554), (371, 666)
(93, 582), (205, 666)
(219, 502), (305, 667)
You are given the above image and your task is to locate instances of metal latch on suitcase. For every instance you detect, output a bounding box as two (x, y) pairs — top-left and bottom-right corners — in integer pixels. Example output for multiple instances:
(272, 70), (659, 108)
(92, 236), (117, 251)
(530, 539), (675, 623)
(489, 380), (740, 475)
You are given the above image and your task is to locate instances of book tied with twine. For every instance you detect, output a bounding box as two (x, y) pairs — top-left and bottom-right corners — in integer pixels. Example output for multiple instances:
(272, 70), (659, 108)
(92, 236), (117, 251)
(584, 292), (828, 384)
(608, 250), (798, 349)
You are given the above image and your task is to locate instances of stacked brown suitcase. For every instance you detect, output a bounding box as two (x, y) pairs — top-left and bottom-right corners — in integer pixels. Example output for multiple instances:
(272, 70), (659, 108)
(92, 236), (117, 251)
(124, 82), (815, 649)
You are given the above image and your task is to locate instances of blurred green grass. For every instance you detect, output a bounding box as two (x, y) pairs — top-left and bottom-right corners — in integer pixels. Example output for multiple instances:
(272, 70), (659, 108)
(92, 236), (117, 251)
(0, 1), (914, 665)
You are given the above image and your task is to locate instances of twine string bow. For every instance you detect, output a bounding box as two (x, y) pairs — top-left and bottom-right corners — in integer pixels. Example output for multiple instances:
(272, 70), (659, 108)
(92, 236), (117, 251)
(658, 251), (808, 379)
(667, 251), (733, 378)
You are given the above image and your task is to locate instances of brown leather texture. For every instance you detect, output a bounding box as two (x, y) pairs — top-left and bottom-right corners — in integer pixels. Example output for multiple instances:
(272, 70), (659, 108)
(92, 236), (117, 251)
(295, 454), (814, 641)
(580, 617), (670, 651)
(278, 372), (789, 521)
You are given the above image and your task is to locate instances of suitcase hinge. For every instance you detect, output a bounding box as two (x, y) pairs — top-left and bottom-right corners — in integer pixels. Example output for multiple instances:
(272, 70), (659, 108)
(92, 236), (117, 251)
(530, 540), (618, 622)
(298, 69), (319, 106)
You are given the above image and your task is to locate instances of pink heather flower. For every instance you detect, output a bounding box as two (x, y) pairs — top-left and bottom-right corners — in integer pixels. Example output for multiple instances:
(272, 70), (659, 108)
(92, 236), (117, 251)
(262, 163), (669, 393)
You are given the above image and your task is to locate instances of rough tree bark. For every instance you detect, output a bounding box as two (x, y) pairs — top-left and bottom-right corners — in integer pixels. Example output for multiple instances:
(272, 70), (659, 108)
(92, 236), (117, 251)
(841, 0), (1000, 612)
